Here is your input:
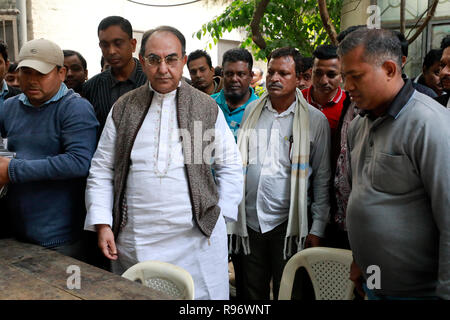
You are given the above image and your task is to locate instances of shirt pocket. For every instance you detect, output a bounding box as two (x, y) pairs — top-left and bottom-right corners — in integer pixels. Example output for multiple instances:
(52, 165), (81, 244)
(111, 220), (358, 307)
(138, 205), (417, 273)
(372, 152), (421, 195)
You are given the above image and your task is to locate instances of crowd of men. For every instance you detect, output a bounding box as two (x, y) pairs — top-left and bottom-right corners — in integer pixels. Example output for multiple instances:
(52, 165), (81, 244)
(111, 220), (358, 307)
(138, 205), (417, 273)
(0, 15), (449, 300)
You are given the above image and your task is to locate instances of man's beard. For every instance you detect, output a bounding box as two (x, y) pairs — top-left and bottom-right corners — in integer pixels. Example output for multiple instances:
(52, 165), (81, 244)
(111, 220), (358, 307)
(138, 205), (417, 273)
(224, 89), (247, 104)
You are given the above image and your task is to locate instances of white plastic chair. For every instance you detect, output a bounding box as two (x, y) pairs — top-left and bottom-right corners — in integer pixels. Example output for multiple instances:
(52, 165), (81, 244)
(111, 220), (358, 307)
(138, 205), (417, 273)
(279, 247), (355, 300)
(122, 260), (195, 300)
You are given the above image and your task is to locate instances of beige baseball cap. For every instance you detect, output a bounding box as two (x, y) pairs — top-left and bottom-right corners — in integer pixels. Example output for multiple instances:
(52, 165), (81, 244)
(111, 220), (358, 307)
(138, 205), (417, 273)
(17, 38), (64, 74)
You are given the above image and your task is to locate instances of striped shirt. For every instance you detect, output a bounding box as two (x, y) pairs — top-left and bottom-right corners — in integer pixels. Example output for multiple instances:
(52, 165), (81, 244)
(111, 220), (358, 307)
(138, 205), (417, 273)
(82, 58), (147, 134)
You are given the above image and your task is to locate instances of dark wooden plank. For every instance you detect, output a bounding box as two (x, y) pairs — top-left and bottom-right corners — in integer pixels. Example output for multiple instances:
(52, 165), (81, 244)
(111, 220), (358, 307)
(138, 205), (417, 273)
(0, 238), (48, 263)
(0, 239), (171, 300)
(0, 263), (79, 300)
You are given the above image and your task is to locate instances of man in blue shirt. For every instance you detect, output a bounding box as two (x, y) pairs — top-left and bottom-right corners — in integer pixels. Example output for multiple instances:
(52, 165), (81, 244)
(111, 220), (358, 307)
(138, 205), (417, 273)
(0, 42), (20, 147)
(0, 40), (21, 109)
(212, 48), (259, 140)
(0, 39), (98, 260)
(212, 48), (258, 299)
(0, 40), (20, 238)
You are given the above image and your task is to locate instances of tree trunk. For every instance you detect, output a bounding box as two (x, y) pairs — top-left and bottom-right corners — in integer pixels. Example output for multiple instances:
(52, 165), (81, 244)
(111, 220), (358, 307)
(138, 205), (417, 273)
(250, 0), (270, 49)
(318, 0), (338, 46)
(408, 0), (439, 44)
(400, 0), (406, 35)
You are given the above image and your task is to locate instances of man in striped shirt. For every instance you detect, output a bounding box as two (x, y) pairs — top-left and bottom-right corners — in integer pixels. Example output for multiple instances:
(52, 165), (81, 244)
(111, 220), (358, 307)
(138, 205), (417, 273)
(83, 16), (147, 134)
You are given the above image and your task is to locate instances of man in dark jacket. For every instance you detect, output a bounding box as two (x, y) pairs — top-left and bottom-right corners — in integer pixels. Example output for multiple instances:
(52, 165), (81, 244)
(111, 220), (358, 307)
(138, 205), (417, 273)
(435, 35), (450, 108)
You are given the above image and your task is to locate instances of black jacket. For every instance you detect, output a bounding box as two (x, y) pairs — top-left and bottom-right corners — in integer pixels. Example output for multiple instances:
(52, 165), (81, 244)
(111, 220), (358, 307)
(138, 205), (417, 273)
(435, 94), (449, 107)
(4, 85), (21, 99)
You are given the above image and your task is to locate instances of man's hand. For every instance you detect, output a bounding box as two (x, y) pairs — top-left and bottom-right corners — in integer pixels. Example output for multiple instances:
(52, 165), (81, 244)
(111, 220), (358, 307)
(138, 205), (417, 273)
(0, 156), (11, 186)
(350, 260), (365, 298)
(95, 224), (118, 260)
(304, 233), (322, 248)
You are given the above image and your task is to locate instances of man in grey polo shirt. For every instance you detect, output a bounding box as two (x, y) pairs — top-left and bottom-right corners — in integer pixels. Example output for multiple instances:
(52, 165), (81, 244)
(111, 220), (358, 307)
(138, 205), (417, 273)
(228, 47), (331, 300)
(339, 28), (450, 299)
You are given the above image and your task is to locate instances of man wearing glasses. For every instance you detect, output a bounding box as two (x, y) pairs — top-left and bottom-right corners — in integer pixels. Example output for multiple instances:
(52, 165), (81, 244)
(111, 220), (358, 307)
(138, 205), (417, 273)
(84, 26), (243, 300)
(82, 16), (147, 133)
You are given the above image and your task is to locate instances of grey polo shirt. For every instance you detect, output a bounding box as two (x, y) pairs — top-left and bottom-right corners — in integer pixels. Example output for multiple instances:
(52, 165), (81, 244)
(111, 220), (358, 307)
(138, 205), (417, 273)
(243, 98), (331, 237)
(347, 80), (450, 299)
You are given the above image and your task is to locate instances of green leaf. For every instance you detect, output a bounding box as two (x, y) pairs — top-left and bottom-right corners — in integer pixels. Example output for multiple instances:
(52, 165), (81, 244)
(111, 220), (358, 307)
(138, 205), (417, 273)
(196, 0), (342, 60)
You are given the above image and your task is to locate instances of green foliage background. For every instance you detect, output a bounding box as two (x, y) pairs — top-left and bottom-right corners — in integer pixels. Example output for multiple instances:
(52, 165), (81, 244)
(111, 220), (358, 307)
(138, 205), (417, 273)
(196, 0), (342, 61)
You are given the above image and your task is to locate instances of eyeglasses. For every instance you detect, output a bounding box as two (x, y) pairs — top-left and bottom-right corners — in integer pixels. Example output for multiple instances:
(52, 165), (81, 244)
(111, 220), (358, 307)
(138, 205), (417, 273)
(143, 54), (181, 67)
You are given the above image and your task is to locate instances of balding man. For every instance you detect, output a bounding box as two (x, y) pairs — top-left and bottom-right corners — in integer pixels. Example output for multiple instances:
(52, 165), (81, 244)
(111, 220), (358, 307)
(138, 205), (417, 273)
(84, 26), (243, 300)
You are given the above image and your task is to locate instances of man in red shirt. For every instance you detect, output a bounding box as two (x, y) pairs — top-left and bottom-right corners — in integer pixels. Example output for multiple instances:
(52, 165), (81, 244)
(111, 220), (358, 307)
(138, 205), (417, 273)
(302, 45), (346, 139)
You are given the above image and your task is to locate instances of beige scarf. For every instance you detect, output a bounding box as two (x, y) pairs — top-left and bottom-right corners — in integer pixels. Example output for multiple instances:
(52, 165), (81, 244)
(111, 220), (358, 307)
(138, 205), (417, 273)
(227, 88), (310, 259)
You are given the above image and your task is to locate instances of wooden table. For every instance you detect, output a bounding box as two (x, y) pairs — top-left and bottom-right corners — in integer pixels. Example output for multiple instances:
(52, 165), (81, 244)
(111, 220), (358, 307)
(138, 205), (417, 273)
(0, 238), (170, 300)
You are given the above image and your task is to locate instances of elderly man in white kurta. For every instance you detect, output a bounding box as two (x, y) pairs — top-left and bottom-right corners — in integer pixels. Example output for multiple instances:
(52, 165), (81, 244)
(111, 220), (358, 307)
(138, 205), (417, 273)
(83, 26), (243, 300)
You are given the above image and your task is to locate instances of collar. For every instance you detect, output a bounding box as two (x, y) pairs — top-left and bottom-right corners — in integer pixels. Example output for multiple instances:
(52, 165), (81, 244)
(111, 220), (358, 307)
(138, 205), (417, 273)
(0, 80), (9, 97)
(306, 86), (343, 109)
(215, 87), (257, 113)
(265, 98), (296, 117)
(148, 80), (180, 99)
(109, 58), (141, 87)
(360, 79), (414, 120)
(19, 82), (69, 108)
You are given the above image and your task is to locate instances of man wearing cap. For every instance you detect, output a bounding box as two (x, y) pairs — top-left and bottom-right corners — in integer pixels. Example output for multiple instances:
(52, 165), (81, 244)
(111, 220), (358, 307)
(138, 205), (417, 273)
(0, 39), (99, 259)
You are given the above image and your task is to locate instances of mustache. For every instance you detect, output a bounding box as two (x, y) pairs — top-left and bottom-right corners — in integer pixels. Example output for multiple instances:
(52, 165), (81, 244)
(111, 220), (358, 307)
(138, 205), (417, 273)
(268, 82), (283, 89)
(318, 84), (333, 90)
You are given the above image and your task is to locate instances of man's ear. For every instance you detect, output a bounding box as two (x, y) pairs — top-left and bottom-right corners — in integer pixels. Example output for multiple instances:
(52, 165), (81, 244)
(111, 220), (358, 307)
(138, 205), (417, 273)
(131, 38), (137, 53)
(401, 55), (407, 68)
(58, 66), (67, 81)
(382, 60), (399, 80)
(295, 74), (301, 88)
(139, 54), (145, 66)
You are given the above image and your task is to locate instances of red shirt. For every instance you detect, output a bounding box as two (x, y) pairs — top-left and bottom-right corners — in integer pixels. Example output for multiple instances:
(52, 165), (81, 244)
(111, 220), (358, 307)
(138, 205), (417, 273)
(302, 86), (346, 132)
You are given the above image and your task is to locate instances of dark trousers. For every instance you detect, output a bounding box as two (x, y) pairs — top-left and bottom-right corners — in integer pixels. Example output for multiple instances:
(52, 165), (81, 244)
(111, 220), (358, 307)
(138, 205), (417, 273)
(82, 230), (111, 271)
(324, 223), (351, 250)
(49, 238), (88, 262)
(242, 221), (292, 300)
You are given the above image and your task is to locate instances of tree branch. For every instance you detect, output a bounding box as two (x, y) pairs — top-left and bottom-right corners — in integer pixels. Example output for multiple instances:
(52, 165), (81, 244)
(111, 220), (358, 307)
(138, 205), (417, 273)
(407, 0), (438, 44)
(250, 0), (270, 49)
(400, 0), (406, 35)
(317, 0), (338, 46)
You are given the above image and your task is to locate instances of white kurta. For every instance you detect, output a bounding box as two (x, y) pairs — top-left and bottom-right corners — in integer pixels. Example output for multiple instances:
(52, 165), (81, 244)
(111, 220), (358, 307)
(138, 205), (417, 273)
(84, 84), (243, 300)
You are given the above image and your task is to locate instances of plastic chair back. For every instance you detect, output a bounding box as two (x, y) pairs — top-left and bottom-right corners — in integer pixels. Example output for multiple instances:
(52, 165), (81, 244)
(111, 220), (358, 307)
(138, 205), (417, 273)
(279, 247), (354, 300)
(122, 260), (195, 300)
